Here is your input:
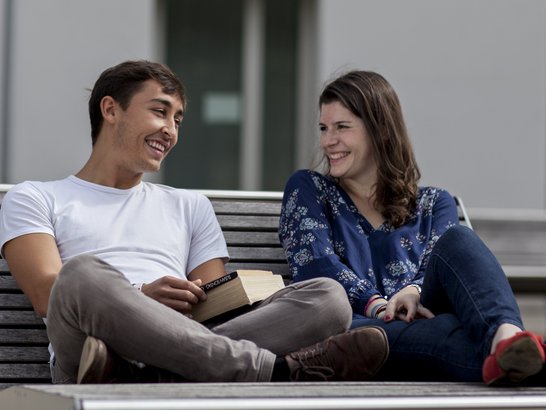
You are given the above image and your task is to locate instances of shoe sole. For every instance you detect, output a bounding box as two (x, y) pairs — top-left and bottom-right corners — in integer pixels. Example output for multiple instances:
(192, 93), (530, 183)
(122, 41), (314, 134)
(497, 336), (544, 383)
(77, 336), (108, 384)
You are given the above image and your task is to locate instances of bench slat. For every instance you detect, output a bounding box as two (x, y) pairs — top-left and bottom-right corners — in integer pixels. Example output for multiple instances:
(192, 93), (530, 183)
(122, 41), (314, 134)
(223, 231), (280, 246)
(0, 294), (33, 309)
(0, 329), (49, 344)
(0, 274), (19, 291)
(216, 215), (279, 230)
(211, 200), (281, 215)
(0, 346), (49, 362)
(227, 247), (285, 261)
(0, 311), (44, 326)
(0, 364), (51, 379)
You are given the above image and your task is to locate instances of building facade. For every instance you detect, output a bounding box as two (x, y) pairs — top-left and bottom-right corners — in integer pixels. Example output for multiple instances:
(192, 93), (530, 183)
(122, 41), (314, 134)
(1, 0), (545, 210)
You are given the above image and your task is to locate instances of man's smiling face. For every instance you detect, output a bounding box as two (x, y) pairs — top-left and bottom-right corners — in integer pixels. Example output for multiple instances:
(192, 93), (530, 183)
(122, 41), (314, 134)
(111, 79), (184, 175)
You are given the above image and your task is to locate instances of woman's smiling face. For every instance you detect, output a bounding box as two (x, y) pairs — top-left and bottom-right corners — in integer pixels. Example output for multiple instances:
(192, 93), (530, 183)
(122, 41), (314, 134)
(319, 101), (377, 183)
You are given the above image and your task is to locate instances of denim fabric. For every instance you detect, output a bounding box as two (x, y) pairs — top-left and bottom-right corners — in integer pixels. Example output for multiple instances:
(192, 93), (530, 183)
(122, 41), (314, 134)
(352, 225), (529, 382)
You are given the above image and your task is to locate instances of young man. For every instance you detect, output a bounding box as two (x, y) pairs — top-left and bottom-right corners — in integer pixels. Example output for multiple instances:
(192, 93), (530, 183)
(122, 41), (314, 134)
(0, 60), (388, 383)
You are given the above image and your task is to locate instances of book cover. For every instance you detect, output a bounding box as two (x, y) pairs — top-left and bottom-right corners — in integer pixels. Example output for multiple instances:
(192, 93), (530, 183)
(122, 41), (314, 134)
(201, 271), (239, 292)
(191, 270), (285, 322)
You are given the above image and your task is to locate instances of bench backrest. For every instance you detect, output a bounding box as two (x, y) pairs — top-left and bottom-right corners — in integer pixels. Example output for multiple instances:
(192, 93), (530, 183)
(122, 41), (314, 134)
(208, 189), (471, 275)
(0, 186), (471, 386)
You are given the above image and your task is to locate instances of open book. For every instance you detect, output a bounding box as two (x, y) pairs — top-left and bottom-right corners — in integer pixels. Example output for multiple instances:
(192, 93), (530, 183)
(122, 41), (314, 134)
(191, 270), (285, 322)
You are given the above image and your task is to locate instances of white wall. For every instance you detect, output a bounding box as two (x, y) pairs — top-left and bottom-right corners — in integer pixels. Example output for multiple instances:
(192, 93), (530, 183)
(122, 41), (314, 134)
(4, 0), (160, 183)
(317, 0), (546, 209)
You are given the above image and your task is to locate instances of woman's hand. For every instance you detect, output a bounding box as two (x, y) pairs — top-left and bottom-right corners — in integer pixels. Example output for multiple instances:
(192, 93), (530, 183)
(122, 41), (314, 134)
(384, 286), (434, 323)
(141, 275), (207, 316)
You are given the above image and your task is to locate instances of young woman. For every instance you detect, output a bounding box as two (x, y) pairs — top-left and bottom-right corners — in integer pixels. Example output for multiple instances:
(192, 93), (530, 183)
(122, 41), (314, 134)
(279, 70), (545, 384)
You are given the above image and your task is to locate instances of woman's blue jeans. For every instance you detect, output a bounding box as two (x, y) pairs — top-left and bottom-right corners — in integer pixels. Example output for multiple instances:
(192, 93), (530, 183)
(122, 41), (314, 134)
(352, 225), (529, 382)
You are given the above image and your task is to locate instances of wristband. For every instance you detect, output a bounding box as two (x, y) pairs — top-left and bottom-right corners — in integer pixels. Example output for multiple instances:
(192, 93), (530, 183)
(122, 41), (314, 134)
(370, 302), (388, 319)
(374, 304), (387, 318)
(364, 294), (381, 316)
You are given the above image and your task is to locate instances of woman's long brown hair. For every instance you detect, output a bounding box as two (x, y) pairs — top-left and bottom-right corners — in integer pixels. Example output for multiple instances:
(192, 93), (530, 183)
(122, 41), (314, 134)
(319, 71), (421, 228)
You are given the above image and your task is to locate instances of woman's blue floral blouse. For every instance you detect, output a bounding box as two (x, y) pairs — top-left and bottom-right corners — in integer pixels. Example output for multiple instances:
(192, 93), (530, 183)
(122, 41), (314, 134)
(278, 170), (459, 315)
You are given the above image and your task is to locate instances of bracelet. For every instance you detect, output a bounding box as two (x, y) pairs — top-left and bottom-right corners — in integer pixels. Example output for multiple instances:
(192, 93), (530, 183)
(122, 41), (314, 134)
(374, 304), (387, 318)
(364, 294), (381, 316)
(370, 302), (388, 319)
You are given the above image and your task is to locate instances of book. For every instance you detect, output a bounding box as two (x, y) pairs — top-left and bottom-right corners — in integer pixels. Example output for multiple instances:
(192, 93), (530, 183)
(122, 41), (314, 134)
(192, 270), (285, 322)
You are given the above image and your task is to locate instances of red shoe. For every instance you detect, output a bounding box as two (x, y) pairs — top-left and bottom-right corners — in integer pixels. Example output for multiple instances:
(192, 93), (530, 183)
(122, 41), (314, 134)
(483, 331), (545, 385)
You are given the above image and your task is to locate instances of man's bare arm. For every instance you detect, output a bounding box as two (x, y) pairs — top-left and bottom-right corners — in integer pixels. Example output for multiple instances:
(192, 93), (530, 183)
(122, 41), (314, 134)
(187, 258), (227, 285)
(3, 233), (62, 317)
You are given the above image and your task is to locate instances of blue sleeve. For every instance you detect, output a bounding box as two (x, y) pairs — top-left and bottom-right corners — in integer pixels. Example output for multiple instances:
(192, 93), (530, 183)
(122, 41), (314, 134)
(432, 189), (459, 231)
(414, 188), (459, 281)
(279, 170), (379, 314)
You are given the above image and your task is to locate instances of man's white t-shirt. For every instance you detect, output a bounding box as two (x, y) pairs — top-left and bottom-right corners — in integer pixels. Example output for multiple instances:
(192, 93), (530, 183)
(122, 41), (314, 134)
(0, 176), (229, 283)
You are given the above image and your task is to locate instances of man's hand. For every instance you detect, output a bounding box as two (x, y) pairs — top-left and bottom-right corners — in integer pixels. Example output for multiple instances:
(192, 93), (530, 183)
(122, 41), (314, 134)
(384, 285), (434, 323)
(141, 276), (207, 316)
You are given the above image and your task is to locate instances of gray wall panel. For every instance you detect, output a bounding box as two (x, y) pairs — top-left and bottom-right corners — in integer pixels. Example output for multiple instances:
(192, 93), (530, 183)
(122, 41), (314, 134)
(6, 0), (159, 183)
(317, 0), (546, 209)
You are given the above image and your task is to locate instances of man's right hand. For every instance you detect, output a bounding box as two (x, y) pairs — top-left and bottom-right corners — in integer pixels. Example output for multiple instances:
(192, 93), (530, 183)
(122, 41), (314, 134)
(140, 276), (207, 316)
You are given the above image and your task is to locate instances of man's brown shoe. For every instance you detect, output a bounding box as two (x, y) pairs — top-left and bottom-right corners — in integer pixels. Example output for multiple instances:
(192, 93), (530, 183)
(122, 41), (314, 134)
(285, 326), (389, 381)
(77, 336), (187, 383)
(77, 336), (114, 383)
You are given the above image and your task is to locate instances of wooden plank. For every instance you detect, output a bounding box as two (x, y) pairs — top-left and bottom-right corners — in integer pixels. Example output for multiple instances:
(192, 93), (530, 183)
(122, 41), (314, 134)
(227, 247), (286, 261)
(223, 231), (280, 246)
(0, 275), (19, 291)
(0, 346), (50, 362)
(0, 329), (49, 344)
(0, 294), (32, 309)
(210, 200), (282, 215)
(0, 311), (44, 326)
(216, 215), (279, 230)
(0, 363), (51, 379)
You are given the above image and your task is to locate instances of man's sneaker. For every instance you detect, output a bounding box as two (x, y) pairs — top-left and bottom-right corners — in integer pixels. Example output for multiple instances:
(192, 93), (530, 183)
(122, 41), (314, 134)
(285, 326), (388, 381)
(77, 336), (186, 383)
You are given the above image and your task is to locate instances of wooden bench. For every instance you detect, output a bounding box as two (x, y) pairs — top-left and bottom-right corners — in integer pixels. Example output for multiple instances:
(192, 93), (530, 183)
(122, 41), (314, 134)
(469, 209), (546, 293)
(0, 186), (527, 388)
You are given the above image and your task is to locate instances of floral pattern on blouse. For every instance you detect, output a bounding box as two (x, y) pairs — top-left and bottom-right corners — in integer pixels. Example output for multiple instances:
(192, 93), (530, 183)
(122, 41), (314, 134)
(278, 169), (459, 315)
